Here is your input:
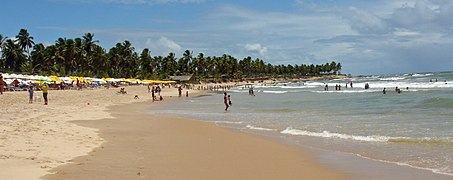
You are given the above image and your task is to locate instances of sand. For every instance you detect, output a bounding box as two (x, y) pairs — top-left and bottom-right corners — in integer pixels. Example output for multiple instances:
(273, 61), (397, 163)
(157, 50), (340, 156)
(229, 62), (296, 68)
(44, 101), (346, 180)
(0, 85), (194, 179)
(1, 83), (346, 179)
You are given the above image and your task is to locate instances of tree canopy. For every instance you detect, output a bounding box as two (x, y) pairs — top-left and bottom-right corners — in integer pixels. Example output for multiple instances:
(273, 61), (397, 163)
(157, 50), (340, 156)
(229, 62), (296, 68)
(0, 29), (342, 80)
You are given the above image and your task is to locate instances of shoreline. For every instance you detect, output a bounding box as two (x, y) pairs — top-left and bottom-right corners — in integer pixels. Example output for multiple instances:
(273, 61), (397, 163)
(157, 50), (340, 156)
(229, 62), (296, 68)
(140, 87), (453, 179)
(44, 100), (347, 179)
(2, 75), (450, 179)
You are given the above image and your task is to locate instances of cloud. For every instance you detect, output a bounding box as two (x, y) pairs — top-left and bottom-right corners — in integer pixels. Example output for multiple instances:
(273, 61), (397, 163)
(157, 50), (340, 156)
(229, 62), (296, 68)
(244, 43), (267, 55)
(144, 36), (182, 56)
(38, 0), (453, 75)
(341, 7), (390, 35)
(49, 0), (205, 5)
(101, 0), (206, 4)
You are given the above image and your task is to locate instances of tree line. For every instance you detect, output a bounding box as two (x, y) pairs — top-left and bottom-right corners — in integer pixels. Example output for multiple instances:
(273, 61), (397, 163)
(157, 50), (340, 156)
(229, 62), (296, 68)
(0, 29), (342, 81)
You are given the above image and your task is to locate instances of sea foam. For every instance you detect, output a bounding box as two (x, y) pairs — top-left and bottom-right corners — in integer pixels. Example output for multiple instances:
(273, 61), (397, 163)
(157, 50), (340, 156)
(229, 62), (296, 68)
(246, 125), (278, 131)
(280, 127), (391, 142)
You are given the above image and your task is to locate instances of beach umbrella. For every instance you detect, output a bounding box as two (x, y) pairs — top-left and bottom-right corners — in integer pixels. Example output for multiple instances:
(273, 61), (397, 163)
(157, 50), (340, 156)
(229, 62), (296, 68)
(107, 78), (122, 82)
(59, 77), (73, 84)
(38, 76), (52, 82)
(49, 76), (63, 82)
(93, 78), (107, 84)
(120, 78), (131, 82)
(4, 79), (13, 84)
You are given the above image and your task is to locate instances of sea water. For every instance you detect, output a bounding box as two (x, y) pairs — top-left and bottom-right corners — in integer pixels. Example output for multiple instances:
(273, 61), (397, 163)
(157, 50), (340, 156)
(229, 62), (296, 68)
(150, 71), (453, 177)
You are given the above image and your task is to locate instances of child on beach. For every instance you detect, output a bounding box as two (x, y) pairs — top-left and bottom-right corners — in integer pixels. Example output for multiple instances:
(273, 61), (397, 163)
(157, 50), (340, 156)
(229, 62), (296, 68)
(228, 95), (232, 106)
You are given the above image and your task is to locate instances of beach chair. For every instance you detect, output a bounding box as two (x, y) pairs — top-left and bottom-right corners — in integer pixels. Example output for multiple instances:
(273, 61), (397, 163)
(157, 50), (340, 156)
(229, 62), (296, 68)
(34, 96), (42, 102)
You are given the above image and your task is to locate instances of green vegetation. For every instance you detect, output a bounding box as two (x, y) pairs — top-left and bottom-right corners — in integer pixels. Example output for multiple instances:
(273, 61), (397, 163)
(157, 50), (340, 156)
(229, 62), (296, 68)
(0, 29), (342, 80)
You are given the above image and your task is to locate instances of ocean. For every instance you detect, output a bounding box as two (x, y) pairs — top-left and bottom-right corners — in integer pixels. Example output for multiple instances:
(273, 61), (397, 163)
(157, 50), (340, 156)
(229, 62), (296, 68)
(150, 71), (453, 177)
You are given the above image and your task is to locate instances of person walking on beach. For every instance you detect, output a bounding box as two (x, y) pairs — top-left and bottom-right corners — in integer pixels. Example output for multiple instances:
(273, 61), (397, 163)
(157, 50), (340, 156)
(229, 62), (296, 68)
(28, 85), (34, 103)
(0, 74), (6, 95)
(42, 83), (49, 105)
(224, 92), (229, 111)
(0, 74), (5, 95)
(228, 95), (232, 106)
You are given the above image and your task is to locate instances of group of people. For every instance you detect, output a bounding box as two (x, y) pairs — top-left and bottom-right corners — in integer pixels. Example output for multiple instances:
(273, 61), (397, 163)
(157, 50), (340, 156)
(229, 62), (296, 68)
(1, 74), (48, 105)
(26, 83), (49, 105)
(148, 85), (163, 102)
(324, 81), (354, 91)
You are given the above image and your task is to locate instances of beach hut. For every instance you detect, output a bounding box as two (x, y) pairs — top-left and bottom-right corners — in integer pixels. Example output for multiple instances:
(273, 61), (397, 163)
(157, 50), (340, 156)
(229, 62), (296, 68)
(169, 75), (194, 82)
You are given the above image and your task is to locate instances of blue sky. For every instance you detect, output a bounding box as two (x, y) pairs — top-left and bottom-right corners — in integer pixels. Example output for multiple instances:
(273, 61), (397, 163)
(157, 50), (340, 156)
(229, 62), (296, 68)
(2, 0), (453, 75)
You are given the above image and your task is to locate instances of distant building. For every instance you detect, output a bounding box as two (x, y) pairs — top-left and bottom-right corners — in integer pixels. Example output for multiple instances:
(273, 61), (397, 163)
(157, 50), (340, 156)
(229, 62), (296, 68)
(169, 75), (194, 82)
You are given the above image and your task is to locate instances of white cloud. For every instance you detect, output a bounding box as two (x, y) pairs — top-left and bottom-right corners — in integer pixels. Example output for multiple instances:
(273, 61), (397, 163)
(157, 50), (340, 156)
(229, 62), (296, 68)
(244, 43), (267, 55)
(50, 0), (205, 5)
(158, 36), (181, 52)
(41, 0), (453, 75)
(101, 0), (205, 4)
(342, 7), (390, 35)
(393, 29), (420, 36)
(144, 36), (182, 56)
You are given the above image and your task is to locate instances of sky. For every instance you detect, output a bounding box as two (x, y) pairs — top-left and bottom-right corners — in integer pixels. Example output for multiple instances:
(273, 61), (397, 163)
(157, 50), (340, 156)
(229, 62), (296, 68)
(1, 0), (453, 75)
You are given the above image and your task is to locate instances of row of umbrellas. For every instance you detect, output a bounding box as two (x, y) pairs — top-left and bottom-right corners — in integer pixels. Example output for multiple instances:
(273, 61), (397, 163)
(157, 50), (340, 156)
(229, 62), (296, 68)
(1, 73), (177, 85)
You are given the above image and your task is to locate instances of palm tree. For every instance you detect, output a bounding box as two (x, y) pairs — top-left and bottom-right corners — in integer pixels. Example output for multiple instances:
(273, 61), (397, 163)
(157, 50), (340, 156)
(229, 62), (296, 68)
(18, 30), (345, 79)
(30, 43), (47, 72)
(3, 39), (26, 72)
(139, 48), (153, 78)
(16, 29), (35, 59)
(0, 34), (6, 53)
(0, 34), (7, 70)
(82, 33), (98, 55)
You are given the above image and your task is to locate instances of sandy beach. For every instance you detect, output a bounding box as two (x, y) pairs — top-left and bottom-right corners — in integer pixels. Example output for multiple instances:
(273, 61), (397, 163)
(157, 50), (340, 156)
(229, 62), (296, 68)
(0, 83), (346, 179)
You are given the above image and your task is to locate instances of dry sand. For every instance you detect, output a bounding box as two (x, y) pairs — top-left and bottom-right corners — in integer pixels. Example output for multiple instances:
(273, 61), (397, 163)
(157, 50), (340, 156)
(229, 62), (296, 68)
(1, 82), (347, 179)
(0, 85), (195, 179)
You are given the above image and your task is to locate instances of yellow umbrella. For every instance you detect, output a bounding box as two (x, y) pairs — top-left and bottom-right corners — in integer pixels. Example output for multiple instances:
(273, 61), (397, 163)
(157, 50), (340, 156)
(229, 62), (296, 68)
(49, 76), (63, 82)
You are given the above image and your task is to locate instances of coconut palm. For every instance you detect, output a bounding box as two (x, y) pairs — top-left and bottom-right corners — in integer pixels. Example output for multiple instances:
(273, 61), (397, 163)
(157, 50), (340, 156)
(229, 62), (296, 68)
(3, 39), (26, 72)
(82, 33), (98, 55)
(0, 34), (6, 53)
(15, 29), (35, 59)
(14, 29), (342, 79)
(30, 43), (46, 73)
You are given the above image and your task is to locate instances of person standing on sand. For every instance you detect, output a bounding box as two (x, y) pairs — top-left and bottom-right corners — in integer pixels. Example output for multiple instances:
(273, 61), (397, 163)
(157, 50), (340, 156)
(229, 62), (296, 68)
(178, 86), (182, 97)
(42, 83), (49, 105)
(224, 92), (229, 111)
(0, 75), (5, 95)
(28, 85), (34, 103)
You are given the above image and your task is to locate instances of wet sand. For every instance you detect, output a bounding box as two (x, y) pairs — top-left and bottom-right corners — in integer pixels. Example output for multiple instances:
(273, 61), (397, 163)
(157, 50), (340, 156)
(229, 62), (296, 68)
(44, 101), (347, 180)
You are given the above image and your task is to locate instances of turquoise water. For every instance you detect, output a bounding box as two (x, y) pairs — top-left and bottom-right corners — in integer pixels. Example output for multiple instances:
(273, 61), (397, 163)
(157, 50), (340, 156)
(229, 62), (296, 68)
(151, 71), (453, 176)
